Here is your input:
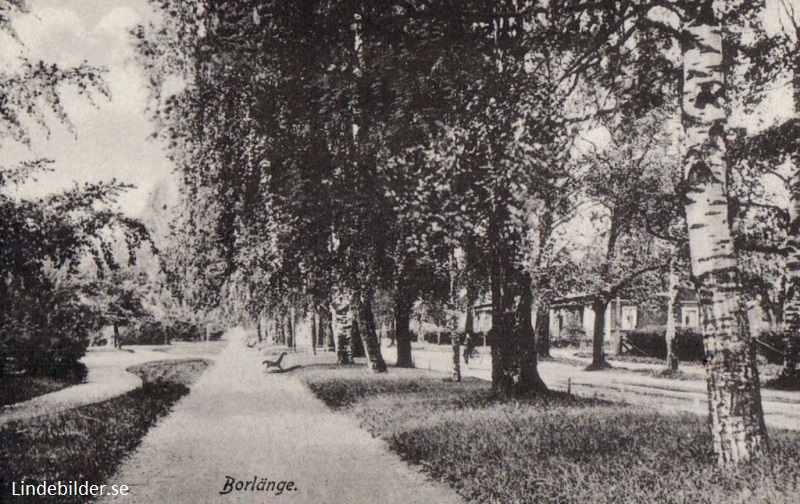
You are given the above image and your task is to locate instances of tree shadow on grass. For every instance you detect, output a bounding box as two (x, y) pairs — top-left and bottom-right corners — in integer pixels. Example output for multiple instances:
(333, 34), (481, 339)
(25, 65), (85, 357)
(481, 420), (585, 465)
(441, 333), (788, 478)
(266, 365), (303, 373)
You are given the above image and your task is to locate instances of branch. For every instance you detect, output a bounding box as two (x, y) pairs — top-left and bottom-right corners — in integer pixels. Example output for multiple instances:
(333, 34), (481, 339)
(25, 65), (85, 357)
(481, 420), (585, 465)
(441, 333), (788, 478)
(607, 261), (667, 299)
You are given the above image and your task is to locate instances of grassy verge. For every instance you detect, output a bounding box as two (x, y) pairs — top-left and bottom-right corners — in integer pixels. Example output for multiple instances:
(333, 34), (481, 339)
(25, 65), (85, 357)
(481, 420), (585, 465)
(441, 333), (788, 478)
(298, 365), (800, 504)
(0, 375), (81, 408)
(0, 358), (211, 503)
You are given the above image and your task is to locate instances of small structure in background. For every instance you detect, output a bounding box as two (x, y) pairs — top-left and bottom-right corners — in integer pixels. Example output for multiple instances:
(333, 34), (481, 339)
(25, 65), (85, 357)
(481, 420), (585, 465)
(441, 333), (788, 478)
(548, 289), (772, 355)
(548, 294), (642, 353)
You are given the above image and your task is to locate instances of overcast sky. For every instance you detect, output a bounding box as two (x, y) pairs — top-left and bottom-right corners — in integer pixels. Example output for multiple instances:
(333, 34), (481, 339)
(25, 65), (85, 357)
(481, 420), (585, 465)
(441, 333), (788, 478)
(2, 0), (175, 217)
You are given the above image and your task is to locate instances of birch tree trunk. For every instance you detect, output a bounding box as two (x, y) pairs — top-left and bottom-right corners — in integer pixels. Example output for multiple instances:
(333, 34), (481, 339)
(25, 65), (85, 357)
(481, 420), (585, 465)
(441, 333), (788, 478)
(665, 256), (679, 372)
(318, 300), (335, 352)
(274, 314), (285, 345)
(448, 252), (461, 382)
(285, 309), (295, 350)
(534, 209), (554, 359)
(682, 2), (767, 465)
(779, 53), (800, 383)
(349, 292), (367, 358)
(334, 290), (353, 364)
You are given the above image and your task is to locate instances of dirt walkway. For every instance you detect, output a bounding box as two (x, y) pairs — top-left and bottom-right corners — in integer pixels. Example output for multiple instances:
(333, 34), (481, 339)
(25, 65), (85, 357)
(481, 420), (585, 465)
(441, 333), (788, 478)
(98, 328), (463, 504)
(0, 344), (218, 427)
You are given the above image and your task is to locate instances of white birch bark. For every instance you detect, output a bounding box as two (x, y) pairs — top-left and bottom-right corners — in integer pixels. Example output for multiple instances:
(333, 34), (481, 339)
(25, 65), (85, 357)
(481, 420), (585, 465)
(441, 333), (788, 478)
(681, 3), (767, 465)
(779, 47), (800, 381)
(448, 252), (461, 382)
(665, 255), (679, 372)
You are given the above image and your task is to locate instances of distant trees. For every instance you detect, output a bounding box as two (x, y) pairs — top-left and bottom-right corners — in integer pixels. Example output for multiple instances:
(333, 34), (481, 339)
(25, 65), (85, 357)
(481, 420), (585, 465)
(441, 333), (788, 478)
(0, 0), (135, 377)
(579, 113), (675, 369)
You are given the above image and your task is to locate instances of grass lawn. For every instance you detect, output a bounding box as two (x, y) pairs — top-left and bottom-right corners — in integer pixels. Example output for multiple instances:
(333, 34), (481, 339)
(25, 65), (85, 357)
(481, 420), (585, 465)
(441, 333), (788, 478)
(298, 364), (800, 504)
(0, 375), (81, 408)
(0, 358), (211, 503)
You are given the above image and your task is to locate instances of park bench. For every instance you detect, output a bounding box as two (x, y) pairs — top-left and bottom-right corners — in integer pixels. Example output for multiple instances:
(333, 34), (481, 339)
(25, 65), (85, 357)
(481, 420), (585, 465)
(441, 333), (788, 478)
(263, 352), (287, 371)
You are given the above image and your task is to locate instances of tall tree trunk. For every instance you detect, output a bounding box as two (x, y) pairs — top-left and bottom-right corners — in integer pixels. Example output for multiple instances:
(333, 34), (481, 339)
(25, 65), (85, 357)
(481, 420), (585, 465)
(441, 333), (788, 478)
(285, 310), (294, 350)
(357, 289), (387, 372)
(587, 297), (611, 370)
(349, 292), (367, 358)
(257, 316), (264, 343)
(779, 53), (800, 383)
(535, 301), (551, 359)
(682, 2), (767, 465)
(614, 298), (622, 355)
(275, 314), (285, 345)
(665, 256), (679, 372)
(316, 310), (324, 347)
(591, 211), (619, 370)
(321, 303), (335, 352)
(489, 217), (548, 396)
(448, 252), (461, 382)
(464, 283), (475, 337)
(534, 208), (554, 359)
(311, 310), (317, 355)
(394, 294), (414, 368)
(113, 321), (120, 349)
(334, 291), (353, 364)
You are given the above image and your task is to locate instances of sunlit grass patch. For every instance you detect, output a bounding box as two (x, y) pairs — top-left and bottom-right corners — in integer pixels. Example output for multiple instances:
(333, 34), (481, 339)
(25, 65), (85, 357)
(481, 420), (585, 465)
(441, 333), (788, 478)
(298, 366), (800, 504)
(0, 358), (211, 503)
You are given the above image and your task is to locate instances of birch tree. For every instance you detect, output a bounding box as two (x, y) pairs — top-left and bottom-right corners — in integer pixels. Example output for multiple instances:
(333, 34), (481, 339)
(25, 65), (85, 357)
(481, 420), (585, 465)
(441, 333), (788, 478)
(681, 0), (767, 465)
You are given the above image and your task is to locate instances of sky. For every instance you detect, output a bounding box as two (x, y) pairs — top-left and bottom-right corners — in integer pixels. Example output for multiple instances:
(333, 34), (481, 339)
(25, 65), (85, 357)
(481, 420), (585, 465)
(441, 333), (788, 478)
(1, 0), (176, 217)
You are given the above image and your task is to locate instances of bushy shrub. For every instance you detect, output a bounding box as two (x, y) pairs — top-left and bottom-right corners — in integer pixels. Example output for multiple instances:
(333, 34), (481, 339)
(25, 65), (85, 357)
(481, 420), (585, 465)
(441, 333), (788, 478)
(625, 328), (704, 362)
(625, 330), (663, 357)
(119, 318), (215, 345)
(552, 318), (587, 348)
(1, 279), (95, 380)
(423, 331), (447, 344)
(172, 320), (204, 341)
(755, 330), (786, 365)
(675, 327), (705, 361)
(121, 320), (169, 345)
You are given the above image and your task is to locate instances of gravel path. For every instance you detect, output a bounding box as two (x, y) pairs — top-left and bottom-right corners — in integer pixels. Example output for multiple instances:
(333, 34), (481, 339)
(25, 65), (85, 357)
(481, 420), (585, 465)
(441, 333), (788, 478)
(0, 345), (214, 427)
(98, 328), (463, 504)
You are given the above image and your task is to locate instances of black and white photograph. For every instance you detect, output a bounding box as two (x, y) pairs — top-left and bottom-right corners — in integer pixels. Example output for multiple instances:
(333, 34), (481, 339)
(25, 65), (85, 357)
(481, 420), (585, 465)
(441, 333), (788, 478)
(2, 1), (800, 502)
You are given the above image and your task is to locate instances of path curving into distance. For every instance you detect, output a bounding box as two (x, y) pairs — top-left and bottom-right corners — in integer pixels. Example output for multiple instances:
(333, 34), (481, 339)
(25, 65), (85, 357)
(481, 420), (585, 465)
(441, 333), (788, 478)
(98, 327), (463, 504)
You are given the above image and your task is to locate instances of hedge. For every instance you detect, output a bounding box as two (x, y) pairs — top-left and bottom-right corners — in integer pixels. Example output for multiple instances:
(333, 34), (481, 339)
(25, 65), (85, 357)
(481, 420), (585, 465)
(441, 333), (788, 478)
(624, 328), (705, 362)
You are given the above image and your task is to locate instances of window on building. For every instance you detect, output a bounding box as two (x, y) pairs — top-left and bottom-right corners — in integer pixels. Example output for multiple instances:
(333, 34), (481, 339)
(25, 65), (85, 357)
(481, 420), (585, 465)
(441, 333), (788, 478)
(682, 307), (699, 328)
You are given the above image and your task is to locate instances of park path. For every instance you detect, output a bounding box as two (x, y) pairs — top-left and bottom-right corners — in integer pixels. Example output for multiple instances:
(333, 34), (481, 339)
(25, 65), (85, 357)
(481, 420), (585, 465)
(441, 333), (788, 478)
(0, 344), (217, 427)
(98, 328), (463, 504)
